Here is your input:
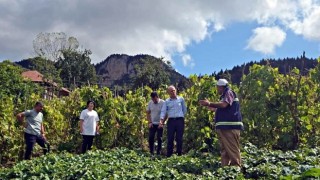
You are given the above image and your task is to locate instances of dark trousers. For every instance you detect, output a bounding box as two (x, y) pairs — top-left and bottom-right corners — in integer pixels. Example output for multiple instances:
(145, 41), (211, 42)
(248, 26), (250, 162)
(148, 124), (163, 155)
(167, 117), (184, 157)
(82, 135), (95, 153)
(24, 132), (47, 160)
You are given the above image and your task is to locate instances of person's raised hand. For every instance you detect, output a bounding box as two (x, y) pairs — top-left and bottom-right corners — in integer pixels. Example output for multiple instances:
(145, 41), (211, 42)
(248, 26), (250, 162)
(199, 99), (210, 106)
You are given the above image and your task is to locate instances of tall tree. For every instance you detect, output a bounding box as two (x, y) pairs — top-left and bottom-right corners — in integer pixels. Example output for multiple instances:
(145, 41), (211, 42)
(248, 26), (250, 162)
(55, 49), (97, 89)
(33, 32), (79, 61)
(132, 57), (170, 90)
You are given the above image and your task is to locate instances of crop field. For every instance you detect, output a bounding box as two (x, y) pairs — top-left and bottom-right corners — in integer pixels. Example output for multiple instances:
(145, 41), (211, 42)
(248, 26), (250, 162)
(0, 144), (319, 179)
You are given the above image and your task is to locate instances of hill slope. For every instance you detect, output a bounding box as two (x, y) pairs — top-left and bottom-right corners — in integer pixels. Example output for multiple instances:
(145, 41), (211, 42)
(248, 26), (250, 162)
(95, 54), (190, 89)
(213, 55), (318, 84)
(16, 54), (318, 87)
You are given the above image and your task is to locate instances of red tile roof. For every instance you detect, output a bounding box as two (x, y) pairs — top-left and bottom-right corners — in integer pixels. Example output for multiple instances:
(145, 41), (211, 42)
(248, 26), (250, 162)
(22, 70), (43, 82)
(22, 70), (58, 86)
(22, 70), (71, 96)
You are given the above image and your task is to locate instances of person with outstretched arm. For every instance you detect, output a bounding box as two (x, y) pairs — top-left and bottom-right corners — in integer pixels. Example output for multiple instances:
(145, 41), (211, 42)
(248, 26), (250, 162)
(159, 85), (187, 157)
(16, 101), (48, 160)
(80, 100), (100, 153)
(199, 79), (244, 167)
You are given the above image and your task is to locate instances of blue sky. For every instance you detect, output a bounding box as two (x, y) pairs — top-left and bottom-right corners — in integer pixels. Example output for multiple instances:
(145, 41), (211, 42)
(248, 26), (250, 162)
(1, 0), (320, 77)
(173, 22), (320, 76)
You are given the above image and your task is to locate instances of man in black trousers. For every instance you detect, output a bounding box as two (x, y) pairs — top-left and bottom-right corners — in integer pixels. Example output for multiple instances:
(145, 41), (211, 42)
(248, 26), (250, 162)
(146, 92), (165, 155)
(159, 86), (187, 157)
(16, 102), (48, 160)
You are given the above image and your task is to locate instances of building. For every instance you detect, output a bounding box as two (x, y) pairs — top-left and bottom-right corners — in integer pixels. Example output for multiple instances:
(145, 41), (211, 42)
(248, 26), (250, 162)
(21, 70), (70, 99)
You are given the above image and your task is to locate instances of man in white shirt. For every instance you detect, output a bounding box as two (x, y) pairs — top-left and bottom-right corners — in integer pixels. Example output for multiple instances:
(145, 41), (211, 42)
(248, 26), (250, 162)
(80, 100), (100, 153)
(146, 92), (165, 155)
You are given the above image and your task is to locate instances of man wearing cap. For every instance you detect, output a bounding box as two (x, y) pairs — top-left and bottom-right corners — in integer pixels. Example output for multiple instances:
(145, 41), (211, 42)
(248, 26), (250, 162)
(199, 79), (243, 167)
(159, 85), (187, 157)
(146, 92), (165, 156)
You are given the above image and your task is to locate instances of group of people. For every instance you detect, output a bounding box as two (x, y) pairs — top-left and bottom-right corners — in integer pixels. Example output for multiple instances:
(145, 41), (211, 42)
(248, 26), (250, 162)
(17, 100), (100, 158)
(17, 79), (243, 167)
(147, 85), (187, 157)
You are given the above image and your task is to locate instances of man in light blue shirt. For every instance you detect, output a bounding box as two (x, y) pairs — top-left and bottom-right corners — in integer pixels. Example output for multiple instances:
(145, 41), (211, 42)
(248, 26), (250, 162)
(159, 85), (187, 157)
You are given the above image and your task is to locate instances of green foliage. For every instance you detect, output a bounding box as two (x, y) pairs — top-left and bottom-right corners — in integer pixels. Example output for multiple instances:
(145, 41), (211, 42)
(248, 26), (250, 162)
(56, 49), (97, 89)
(183, 75), (218, 153)
(0, 61), (37, 99)
(240, 64), (283, 148)
(0, 60), (320, 175)
(132, 57), (170, 90)
(0, 97), (22, 164)
(0, 144), (319, 179)
(0, 61), (43, 164)
(0, 89), (41, 164)
(240, 64), (320, 150)
(22, 56), (62, 85)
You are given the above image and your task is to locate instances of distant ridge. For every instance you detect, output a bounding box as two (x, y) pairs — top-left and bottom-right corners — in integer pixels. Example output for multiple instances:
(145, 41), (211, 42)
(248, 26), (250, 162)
(15, 53), (319, 87)
(212, 54), (318, 84)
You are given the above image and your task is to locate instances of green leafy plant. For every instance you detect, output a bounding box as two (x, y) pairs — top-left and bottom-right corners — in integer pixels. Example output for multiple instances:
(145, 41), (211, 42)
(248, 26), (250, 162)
(1, 144), (319, 179)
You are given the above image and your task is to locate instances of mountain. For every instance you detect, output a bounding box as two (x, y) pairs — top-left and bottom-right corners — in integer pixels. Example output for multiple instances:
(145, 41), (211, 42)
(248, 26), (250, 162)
(16, 53), (318, 89)
(212, 54), (318, 84)
(95, 54), (191, 90)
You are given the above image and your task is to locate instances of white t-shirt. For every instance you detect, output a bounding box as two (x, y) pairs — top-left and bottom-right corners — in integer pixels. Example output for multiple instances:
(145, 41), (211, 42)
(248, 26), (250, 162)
(80, 109), (99, 135)
(147, 99), (164, 125)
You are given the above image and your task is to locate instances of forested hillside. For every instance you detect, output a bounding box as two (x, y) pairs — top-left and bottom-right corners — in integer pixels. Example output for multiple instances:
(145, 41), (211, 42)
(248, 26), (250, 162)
(213, 53), (317, 84)
(17, 52), (317, 89)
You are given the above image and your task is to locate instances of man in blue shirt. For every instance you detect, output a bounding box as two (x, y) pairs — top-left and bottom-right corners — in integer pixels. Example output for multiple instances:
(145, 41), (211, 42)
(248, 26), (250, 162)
(159, 85), (187, 157)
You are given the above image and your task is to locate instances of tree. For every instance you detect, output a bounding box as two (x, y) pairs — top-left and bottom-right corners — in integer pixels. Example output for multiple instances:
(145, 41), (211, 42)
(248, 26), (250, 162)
(0, 60), (37, 99)
(239, 64), (283, 148)
(33, 32), (79, 61)
(22, 57), (62, 85)
(55, 49), (97, 89)
(239, 64), (320, 150)
(132, 57), (170, 90)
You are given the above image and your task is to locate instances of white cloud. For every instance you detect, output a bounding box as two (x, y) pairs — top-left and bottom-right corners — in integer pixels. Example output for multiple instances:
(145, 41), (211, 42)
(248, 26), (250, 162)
(246, 26), (286, 54)
(289, 4), (320, 40)
(181, 54), (195, 68)
(0, 0), (320, 63)
(0, 0), (211, 63)
(253, 0), (320, 41)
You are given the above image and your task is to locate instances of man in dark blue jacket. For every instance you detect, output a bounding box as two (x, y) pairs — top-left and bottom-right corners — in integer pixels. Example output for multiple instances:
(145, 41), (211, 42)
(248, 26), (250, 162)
(199, 79), (243, 167)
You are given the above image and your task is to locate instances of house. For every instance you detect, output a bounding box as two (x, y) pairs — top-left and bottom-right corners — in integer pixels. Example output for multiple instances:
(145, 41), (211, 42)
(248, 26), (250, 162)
(21, 70), (70, 99)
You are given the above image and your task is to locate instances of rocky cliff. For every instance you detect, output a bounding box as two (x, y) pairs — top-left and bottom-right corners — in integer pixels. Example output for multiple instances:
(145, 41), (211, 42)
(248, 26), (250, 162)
(95, 54), (190, 88)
